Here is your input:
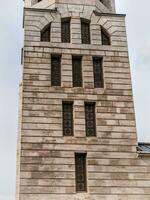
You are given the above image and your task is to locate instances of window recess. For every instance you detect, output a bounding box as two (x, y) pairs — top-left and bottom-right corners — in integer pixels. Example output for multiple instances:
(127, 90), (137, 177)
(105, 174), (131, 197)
(81, 19), (90, 44)
(61, 18), (71, 43)
(51, 55), (61, 86)
(41, 23), (51, 42)
(75, 153), (87, 192)
(72, 56), (82, 87)
(93, 57), (104, 88)
(62, 102), (74, 136)
(85, 102), (96, 137)
(101, 26), (111, 45)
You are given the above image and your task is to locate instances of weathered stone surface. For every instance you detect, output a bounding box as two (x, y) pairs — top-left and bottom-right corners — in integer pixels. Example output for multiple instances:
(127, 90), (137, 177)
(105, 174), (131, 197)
(16, 0), (150, 200)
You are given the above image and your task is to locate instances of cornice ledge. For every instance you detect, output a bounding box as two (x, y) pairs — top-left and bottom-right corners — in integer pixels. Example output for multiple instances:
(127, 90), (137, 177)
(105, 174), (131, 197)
(137, 151), (150, 157)
(94, 11), (126, 17)
(24, 7), (57, 13)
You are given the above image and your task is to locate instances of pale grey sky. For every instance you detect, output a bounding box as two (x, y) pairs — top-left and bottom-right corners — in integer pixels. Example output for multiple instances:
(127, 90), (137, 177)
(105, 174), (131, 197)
(0, 1), (150, 200)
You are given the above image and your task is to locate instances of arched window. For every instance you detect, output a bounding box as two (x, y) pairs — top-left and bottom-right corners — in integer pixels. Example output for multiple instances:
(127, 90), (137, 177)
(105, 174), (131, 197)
(101, 26), (111, 45)
(81, 19), (90, 44)
(41, 23), (51, 42)
(61, 18), (71, 43)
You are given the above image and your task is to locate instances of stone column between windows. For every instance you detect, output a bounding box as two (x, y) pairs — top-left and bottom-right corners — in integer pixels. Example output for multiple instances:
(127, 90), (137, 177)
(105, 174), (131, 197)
(61, 54), (72, 88)
(74, 100), (86, 138)
(51, 16), (61, 43)
(82, 56), (94, 89)
(90, 24), (101, 45)
(71, 17), (81, 44)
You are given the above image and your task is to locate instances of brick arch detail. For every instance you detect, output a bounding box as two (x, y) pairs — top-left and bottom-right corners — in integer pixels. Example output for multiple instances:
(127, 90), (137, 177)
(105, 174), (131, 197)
(38, 12), (54, 31)
(96, 16), (112, 36)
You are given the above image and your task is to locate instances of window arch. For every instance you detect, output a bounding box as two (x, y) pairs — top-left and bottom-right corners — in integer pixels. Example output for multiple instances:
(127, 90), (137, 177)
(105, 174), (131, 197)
(101, 26), (111, 45)
(40, 23), (51, 42)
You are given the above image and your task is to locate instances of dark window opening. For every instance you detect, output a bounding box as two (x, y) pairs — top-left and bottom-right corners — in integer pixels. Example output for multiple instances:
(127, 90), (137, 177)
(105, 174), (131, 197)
(81, 19), (90, 44)
(75, 153), (87, 192)
(63, 102), (73, 136)
(41, 24), (51, 42)
(72, 56), (82, 87)
(99, 0), (105, 5)
(85, 102), (96, 137)
(51, 55), (61, 86)
(93, 57), (104, 88)
(101, 26), (110, 45)
(61, 18), (71, 43)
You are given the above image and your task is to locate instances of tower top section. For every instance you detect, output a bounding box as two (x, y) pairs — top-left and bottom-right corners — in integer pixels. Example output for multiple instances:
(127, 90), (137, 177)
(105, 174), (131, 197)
(24, 0), (116, 13)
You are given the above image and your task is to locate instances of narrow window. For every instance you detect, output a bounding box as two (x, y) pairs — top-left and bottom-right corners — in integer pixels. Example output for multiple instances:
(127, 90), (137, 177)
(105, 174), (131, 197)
(61, 18), (71, 43)
(51, 55), (61, 86)
(81, 19), (90, 44)
(101, 26), (110, 45)
(85, 102), (96, 137)
(93, 57), (104, 88)
(75, 153), (87, 192)
(41, 24), (51, 42)
(72, 56), (82, 87)
(63, 102), (73, 136)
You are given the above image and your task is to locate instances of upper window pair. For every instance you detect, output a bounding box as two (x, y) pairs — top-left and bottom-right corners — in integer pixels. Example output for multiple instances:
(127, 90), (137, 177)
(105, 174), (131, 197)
(81, 19), (110, 45)
(63, 102), (96, 137)
(61, 18), (92, 44)
(72, 56), (104, 88)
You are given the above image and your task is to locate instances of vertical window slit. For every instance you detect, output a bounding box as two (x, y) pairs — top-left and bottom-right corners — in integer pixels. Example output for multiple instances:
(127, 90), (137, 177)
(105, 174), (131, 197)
(51, 55), (61, 86)
(63, 102), (73, 136)
(61, 18), (71, 43)
(81, 19), (90, 44)
(75, 153), (87, 192)
(72, 56), (82, 87)
(93, 57), (104, 88)
(85, 102), (96, 137)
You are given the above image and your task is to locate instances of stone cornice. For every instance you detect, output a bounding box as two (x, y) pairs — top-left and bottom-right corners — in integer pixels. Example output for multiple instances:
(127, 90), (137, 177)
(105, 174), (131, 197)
(24, 7), (57, 13)
(137, 151), (150, 157)
(94, 11), (126, 17)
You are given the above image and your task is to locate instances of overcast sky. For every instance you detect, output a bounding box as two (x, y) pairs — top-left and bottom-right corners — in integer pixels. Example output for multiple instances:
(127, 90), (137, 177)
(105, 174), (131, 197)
(0, 1), (150, 200)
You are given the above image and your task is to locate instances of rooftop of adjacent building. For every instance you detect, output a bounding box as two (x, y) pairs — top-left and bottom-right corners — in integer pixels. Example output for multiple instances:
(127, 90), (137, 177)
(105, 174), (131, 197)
(138, 143), (150, 156)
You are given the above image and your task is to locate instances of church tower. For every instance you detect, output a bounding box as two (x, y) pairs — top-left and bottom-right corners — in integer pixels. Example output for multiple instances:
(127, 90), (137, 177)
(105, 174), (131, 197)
(16, 0), (150, 199)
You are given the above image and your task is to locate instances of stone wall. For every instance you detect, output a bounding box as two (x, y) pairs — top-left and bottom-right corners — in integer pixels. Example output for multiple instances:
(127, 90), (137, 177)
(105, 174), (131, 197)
(16, 1), (150, 200)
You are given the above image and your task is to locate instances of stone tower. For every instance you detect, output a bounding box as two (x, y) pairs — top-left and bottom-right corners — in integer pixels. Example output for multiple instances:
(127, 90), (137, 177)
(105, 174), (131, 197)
(16, 0), (150, 199)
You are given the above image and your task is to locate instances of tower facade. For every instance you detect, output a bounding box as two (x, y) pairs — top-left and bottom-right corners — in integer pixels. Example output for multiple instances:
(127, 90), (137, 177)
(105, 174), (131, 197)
(16, 0), (150, 200)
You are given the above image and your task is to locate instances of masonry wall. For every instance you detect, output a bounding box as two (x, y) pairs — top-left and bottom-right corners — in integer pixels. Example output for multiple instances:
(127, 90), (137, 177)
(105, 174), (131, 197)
(17, 1), (150, 200)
